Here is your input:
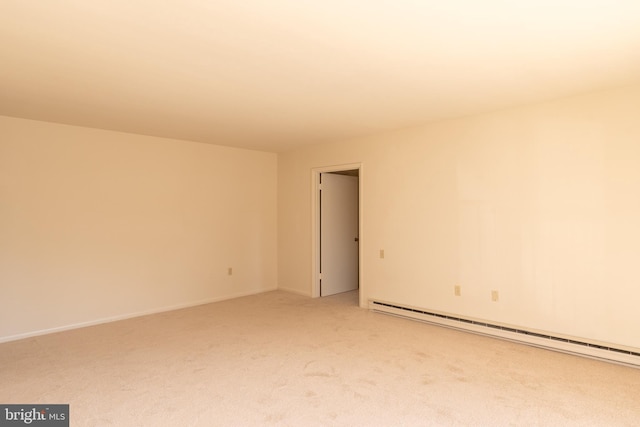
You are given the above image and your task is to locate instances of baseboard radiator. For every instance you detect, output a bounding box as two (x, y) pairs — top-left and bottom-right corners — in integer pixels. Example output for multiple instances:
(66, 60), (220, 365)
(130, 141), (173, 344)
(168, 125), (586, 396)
(369, 300), (640, 368)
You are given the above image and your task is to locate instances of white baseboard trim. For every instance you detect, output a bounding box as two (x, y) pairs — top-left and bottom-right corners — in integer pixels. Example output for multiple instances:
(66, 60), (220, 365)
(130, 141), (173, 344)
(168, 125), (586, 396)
(0, 287), (277, 344)
(277, 286), (311, 297)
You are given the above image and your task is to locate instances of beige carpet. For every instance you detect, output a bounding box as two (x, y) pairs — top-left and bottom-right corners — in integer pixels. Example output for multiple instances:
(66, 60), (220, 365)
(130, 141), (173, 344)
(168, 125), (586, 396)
(1, 290), (638, 426)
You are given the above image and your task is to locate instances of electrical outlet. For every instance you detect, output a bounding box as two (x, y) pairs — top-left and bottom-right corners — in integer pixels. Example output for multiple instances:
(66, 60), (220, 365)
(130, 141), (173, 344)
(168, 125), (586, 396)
(491, 290), (499, 302)
(379, 249), (385, 259)
(228, 267), (233, 276)
(454, 285), (461, 296)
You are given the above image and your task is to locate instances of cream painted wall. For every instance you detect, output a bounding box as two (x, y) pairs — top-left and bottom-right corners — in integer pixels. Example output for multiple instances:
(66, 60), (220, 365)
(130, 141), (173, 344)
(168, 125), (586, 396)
(0, 116), (277, 341)
(278, 85), (640, 350)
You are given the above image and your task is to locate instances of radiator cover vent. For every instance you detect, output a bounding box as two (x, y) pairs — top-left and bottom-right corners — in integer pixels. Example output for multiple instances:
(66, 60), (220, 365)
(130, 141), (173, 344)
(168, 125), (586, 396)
(370, 300), (640, 367)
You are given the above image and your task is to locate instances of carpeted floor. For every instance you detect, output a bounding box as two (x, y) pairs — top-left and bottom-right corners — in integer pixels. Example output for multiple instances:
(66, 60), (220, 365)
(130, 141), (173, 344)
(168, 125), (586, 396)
(1, 290), (638, 426)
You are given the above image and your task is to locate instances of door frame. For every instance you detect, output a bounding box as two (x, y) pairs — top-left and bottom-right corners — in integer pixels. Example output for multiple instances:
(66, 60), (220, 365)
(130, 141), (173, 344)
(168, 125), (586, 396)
(311, 162), (364, 307)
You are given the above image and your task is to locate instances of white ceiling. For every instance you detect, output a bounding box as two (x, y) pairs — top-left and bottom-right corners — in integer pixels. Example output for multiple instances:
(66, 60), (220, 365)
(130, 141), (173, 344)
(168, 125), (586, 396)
(2, 1), (640, 152)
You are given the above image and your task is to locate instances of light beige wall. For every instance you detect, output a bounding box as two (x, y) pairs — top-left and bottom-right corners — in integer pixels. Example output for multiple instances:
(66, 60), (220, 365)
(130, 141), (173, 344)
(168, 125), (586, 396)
(278, 85), (640, 349)
(0, 116), (277, 341)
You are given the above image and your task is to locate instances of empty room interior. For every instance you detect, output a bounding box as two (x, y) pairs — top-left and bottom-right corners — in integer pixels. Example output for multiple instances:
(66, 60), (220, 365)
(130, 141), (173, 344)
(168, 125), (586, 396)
(2, 1), (640, 426)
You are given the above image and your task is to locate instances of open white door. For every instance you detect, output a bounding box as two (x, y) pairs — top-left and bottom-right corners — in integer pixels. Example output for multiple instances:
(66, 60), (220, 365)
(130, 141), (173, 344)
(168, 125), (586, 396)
(320, 173), (359, 296)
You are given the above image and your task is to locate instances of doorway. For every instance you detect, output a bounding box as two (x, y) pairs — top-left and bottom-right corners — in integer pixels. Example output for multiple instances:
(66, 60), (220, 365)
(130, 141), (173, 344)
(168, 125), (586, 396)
(311, 164), (362, 306)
